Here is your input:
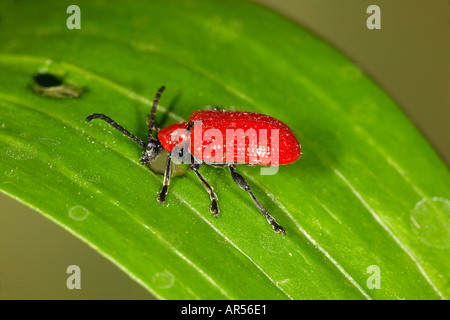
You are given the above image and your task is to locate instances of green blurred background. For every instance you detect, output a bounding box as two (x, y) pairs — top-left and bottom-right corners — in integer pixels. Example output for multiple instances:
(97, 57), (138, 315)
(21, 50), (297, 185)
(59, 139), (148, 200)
(1, 0), (448, 299)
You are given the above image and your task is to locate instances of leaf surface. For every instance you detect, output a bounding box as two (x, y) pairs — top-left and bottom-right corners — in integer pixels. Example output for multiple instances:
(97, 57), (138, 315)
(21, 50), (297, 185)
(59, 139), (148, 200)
(0, 0), (448, 299)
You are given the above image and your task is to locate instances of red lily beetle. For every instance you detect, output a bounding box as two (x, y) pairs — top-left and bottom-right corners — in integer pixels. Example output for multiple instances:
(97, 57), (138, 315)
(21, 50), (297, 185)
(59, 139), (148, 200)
(86, 86), (301, 234)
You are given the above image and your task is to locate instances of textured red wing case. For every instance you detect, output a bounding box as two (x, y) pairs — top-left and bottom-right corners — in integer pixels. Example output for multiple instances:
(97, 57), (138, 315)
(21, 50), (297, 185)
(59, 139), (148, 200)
(189, 110), (300, 165)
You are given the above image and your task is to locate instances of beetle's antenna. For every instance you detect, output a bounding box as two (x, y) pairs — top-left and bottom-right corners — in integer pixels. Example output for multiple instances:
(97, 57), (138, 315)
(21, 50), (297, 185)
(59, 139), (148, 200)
(147, 86), (165, 141)
(86, 114), (146, 148)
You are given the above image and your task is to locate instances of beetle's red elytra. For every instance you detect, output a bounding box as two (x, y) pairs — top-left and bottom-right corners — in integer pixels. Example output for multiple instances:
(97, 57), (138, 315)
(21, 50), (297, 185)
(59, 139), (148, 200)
(158, 110), (300, 166)
(86, 86), (301, 235)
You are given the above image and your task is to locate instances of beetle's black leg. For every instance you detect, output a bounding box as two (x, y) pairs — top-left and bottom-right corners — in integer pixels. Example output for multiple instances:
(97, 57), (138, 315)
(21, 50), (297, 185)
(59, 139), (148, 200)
(228, 165), (285, 235)
(190, 163), (219, 217)
(157, 155), (172, 204)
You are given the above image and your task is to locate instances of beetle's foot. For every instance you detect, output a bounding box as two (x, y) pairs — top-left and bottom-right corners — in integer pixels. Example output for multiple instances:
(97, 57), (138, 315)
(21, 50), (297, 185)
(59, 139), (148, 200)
(266, 215), (286, 235)
(272, 222), (286, 235)
(157, 186), (168, 204)
(211, 200), (219, 218)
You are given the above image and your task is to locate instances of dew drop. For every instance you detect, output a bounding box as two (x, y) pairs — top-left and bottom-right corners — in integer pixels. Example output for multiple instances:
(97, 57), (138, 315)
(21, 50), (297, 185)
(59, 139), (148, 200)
(6, 146), (35, 160)
(410, 197), (450, 248)
(69, 205), (90, 221)
(152, 270), (175, 289)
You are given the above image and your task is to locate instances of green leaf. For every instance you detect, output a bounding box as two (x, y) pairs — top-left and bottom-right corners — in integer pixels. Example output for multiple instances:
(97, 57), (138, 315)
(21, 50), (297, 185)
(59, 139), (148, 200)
(0, 0), (448, 299)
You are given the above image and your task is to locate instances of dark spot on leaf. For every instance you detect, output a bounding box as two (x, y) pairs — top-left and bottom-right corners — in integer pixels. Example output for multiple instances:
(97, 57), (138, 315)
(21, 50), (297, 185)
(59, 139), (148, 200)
(34, 73), (63, 87)
(32, 72), (84, 99)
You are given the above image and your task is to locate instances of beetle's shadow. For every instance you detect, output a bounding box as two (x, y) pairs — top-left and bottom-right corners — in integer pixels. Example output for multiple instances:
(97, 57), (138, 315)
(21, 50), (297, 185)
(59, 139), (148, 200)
(158, 91), (182, 128)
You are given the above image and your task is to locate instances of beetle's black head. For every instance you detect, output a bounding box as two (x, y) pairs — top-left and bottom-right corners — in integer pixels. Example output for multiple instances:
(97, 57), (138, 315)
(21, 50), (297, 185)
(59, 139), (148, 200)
(140, 137), (162, 165)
